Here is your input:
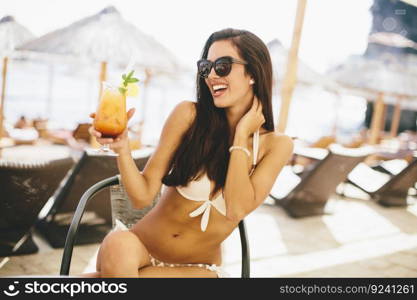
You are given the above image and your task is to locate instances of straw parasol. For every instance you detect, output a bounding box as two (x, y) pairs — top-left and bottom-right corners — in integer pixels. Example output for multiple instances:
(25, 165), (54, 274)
(368, 32), (417, 50)
(267, 38), (338, 91)
(328, 54), (417, 143)
(0, 16), (35, 55)
(18, 6), (183, 132)
(19, 6), (180, 74)
(399, 0), (417, 7)
(268, 37), (342, 136)
(0, 16), (36, 138)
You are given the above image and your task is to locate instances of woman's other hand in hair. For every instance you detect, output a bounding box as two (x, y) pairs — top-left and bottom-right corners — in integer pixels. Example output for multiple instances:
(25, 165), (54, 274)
(235, 96), (265, 138)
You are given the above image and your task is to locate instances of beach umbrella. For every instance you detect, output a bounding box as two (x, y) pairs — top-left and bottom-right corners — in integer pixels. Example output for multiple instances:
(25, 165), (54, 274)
(328, 54), (417, 143)
(367, 32), (417, 138)
(399, 0), (417, 7)
(267, 38), (338, 91)
(268, 36), (342, 138)
(19, 6), (180, 74)
(18, 6), (183, 127)
(368, 32), (417, 50)
(0, 16), (35, 138)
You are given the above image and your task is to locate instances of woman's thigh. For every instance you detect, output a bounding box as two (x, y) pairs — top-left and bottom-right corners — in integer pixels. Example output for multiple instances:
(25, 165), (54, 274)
(138, 266), (218, 278)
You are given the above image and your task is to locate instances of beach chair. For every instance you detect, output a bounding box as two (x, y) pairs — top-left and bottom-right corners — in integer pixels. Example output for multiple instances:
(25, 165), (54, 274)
(344, 156), (417, 206)
(36, 148), (154, 248)
(59, 175), (250, 278)
(309, 135), (336, 149)
(369, 158), (409, 175)
(0, 157), (74, 256)
(269, 144), (372, 218)
(72, 123), (91, 143)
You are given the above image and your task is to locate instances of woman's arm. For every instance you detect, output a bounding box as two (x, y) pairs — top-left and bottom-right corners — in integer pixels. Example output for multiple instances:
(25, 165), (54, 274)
(223, 97), (293, 221)
(224, 133), (293, 221)
(116, 101), (196, 209)
(224, 132), (293, 221)
(118, 100), (196, 208)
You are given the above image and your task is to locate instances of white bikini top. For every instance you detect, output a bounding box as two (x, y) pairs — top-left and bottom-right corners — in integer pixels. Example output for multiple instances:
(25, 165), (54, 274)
(176, 130), (260, 232)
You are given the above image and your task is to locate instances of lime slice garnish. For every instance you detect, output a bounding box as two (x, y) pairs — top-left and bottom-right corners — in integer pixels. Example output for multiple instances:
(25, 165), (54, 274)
(126, 82), (139, 97)
(119, 70), (140, 96)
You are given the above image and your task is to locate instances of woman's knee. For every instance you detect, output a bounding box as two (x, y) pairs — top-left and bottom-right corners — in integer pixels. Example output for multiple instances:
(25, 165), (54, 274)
(99, 230), (150, 270)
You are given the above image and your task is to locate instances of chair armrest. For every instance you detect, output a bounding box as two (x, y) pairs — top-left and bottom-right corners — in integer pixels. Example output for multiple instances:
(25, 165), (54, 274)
(238, 220), (250, 278)
(60, 175), (119, 276)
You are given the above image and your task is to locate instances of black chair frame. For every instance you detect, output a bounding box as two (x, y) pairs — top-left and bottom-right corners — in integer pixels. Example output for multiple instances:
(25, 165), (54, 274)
(60, 175), (250, 278)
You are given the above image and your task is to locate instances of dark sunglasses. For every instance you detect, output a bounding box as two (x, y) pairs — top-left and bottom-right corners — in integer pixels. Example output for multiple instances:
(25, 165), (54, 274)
(197, 56), (247, 78)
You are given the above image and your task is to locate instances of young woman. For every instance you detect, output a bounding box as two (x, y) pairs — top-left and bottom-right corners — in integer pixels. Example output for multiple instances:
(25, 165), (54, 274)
(87, 28), (293, 278)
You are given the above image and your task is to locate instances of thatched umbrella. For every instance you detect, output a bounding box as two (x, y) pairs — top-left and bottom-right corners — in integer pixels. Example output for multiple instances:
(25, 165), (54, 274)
(270, 0), (338, 134)
(19, 6), (179, 73)
(0, 16), (35, 138)
(268, 38), (338, 91)
(18, 6), (182, 126)
(268, 37), (340, 137)
(368, 32), (417, 50)
(328, 54), (417, 144)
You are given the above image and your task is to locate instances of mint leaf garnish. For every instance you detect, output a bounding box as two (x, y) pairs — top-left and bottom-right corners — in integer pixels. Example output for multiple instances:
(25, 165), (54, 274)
(119, 70), (140, 95)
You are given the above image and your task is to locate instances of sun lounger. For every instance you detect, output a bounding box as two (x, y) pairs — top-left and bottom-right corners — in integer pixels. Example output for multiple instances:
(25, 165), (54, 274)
(345, 155), (417, 206)
(370, 158), (409, 175)
(36, 147), (154, 248)
(269, 144), (373, 217)
(72, 123), (91, 143)
(0, 157), (74, 256)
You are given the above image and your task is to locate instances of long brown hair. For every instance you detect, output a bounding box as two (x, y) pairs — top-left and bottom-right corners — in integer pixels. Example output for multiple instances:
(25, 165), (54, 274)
(162, 28), (274, 195)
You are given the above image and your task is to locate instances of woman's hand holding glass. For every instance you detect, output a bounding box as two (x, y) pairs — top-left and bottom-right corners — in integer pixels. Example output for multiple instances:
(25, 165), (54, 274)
(89, 108), (136, 155)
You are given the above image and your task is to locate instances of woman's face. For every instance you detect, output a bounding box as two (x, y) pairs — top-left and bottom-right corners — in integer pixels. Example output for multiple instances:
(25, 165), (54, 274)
(205, 40), (253, 108)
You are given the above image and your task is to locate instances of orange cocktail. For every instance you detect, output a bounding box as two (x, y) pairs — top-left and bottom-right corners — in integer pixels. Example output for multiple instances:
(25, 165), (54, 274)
(94, 83), (127, 138)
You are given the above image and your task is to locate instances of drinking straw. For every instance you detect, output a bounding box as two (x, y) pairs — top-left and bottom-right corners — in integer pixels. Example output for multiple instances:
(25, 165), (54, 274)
(123, 53), (137, 75)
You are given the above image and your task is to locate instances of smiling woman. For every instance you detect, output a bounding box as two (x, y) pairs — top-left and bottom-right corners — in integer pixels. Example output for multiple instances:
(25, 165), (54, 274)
(86, 28), (293, 278)
(164, 29), (275, 194)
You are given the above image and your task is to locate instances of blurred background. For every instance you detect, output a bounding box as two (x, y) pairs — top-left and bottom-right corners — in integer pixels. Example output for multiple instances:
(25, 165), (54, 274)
(1, 0), (417, 278)
(2, 0), (408, 146)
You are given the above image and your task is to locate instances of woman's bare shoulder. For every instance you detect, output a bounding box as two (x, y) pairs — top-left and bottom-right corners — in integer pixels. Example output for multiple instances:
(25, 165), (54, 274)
(170, 100), (197, 126)
(263, 131), (294, 153)
(164, 100), (196, 130)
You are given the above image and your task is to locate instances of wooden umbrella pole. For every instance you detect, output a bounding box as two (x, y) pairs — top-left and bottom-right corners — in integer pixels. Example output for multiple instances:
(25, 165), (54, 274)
(90, 61), (108, 147)
(380, 101), (388, 135)
(141, 68), (152, 126)
(98, 61), (107, 102)
(390, 96), (403, 138)
(369, 93), (385, 145)
(0, 57), (9, 139)
(277, 0), (307, 133)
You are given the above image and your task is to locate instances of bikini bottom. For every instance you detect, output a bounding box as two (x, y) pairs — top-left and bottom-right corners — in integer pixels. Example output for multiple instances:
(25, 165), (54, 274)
(148, 254), (229, 278)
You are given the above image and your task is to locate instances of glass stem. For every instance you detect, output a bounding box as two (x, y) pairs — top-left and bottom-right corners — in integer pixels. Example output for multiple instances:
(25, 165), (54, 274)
(102, 144), (111, 152)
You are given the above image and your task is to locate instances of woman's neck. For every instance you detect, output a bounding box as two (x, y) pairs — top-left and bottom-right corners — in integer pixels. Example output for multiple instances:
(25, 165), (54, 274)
(225, 92), (254, 135)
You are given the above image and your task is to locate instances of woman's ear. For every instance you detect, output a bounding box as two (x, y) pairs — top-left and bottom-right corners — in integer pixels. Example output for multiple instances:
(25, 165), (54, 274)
(249, 79), (255, 85)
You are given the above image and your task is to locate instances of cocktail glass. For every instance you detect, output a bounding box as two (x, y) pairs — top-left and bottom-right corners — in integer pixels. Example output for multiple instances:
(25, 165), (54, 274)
(93, 82), (127, 154)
